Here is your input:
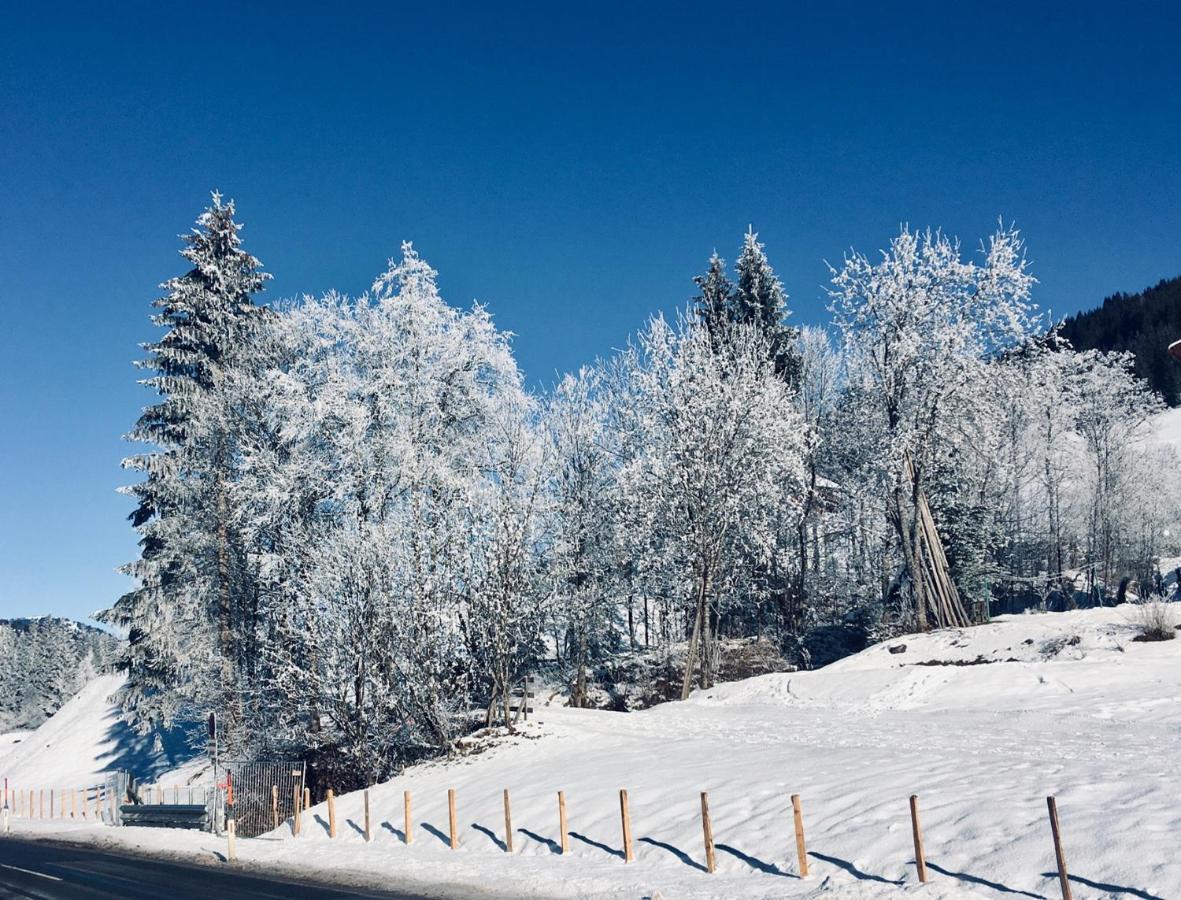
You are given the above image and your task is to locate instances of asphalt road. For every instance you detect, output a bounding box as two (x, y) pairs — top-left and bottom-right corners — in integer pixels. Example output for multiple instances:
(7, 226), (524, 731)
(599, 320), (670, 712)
(0, 838), (443, 899)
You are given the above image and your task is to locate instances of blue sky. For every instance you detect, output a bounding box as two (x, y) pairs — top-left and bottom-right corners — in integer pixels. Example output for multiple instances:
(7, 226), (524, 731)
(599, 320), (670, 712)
(1, 2), (1179, 623)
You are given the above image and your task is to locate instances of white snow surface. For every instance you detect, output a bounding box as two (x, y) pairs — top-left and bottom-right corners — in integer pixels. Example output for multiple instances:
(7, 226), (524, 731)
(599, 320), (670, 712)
(6, 605), (1181, 899)
(0, 674), (191, 788)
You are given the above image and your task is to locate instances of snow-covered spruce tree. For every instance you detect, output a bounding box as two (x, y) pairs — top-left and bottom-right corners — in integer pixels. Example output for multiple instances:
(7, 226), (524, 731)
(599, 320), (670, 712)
(617, 317), (806, 698)
(692, 252), (734, 338)
(829, 224), (1036, 630)
(100, 194), (269, 739)
(734, 228), (801, 385)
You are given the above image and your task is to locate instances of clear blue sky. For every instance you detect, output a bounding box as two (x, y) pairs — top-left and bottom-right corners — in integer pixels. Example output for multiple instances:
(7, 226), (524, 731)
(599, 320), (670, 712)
(1, 2), (1179, 624)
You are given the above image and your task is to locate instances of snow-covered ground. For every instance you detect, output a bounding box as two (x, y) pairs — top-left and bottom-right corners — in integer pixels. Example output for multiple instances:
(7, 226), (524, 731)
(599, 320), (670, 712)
(5, 605), (1179, 899)
(0, 674), (192, 788)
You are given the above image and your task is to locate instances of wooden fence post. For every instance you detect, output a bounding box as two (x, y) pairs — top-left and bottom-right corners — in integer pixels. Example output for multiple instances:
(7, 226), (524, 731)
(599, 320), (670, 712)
(39, 789), (44, 820)
(49, 789), (54, 819)
(304, 787), (310, 812)
(791, 794), (809, 877)
(503, 789), (513, 853)
(327, 788), (337, 838)
(271, 785), (279, 831)
(71, 787), (76, 819)
(558, 791), (569, 855)
(364, 788), (371, 842)
(619, 789), (634, 863)
(447, 788), (458, 849)
(909, 795), (928, 883)
(1047, 796), (1072, 900)
(700, 792), (716, 874)
(404, 790), (413, 844)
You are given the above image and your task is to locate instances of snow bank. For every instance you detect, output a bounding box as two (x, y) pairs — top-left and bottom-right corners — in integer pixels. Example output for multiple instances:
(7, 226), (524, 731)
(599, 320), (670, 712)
(8, 605), (1179, 898)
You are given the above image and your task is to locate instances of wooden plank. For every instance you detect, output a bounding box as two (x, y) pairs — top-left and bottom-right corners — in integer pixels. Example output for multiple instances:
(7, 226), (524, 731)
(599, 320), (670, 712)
(404, 790), (413, 844)
(909, 795), (927, 883)
(1047, 796), (1073, 900)
(327, 788), (337, 838)
(619, 789), (634, 863)
(700, 792), (716, 874)
(364, 789), (371, 842)
(558, 791), (569, 855)
(791, 794), (808, 877)
(448, 788), (458, 849)
(503, 789), (513, 853)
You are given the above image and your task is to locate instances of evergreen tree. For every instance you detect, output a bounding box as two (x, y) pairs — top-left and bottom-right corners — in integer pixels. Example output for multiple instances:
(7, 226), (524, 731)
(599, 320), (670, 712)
(692, 252), (734, 337)
(100, 193), (270, 737)
(734, 228), (801, 384)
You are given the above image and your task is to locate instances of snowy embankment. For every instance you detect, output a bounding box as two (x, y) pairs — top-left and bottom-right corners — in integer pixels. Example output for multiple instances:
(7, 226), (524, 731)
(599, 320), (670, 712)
(7, 606), (1181, 899)
(0, 674), (192, 788)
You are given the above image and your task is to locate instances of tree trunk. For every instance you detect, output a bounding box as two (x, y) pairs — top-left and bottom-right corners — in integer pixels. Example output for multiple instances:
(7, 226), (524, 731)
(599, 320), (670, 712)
(681, 564), (711, 701)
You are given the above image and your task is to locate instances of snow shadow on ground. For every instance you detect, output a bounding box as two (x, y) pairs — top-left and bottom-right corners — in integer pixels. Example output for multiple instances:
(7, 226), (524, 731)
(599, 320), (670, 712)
(420, 822), (453, 847)
(809, 851), (903, 886)
(637, 836), (707, 872)
(517, 827), (562, 855)
(568, 831), (623, 859)
(715, 843), (796, 878)
(470, 823), (506, 851)
(927, 861), (1043, 898)
(95, 707), (197, 781)
(1043, 872), (1166, 900)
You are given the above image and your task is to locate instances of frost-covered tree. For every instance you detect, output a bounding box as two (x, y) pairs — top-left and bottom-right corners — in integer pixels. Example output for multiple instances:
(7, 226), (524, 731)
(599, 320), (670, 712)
(101, 193), (270, 738)
(543, 368), (620, 705)
(1069, 349), (1165, 594)
(617, 317), (806, 697)
(829, 224), (1036, 629)
(234, 244), (534, 782)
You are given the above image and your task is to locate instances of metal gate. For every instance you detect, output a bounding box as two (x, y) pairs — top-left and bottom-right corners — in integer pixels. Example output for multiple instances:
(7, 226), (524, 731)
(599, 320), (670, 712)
(222, 760), (305, 838)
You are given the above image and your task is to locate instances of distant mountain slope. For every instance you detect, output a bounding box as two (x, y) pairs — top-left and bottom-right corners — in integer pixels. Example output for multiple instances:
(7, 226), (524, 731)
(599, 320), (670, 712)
(0, 617), (120, 731)
(1060, 275), (1181, 405)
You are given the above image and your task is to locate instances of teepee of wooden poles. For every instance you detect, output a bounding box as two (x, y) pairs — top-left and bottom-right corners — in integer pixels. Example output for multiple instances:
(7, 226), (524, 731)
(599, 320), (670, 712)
(903, 452), (972, 629)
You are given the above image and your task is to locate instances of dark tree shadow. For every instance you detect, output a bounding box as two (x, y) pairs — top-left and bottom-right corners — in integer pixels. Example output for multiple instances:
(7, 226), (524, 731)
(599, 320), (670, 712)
(716, 843), (797, 878)
(929, 862), (1044, 898)
(345, 818), (365, 838)
(518, 828), (562, 855)
(930, 859), (1044, 892)
(472, 823), (506, 851)
(421, 823), (453, 847)
(381, 822), (405, 841)
(638, 836), (708, 872)
(569, 831), (624, 859)
(96, 706), (199, 781)
(810, 851), (903, 886)
(1041, 872), (1165, 900)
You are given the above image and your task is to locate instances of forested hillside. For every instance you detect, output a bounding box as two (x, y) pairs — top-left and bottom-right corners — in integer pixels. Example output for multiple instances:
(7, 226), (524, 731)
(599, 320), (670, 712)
(1060, 276), (1181, 405)
(0, 618), (119, 731)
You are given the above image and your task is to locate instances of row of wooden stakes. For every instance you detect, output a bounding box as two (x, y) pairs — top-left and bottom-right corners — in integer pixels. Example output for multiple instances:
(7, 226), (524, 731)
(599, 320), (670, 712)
(1, 786), (114, 822)
(268, 787), (1077, 900)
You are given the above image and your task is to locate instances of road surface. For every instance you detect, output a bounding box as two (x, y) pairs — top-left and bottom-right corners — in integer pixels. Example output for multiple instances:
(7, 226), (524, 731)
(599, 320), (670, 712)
(0, 838), (442, 899)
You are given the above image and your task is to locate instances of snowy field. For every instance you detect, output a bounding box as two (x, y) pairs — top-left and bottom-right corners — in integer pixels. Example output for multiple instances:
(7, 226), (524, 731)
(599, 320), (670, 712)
(4, 604), (1179, 899)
